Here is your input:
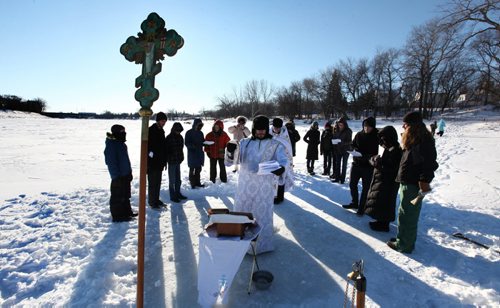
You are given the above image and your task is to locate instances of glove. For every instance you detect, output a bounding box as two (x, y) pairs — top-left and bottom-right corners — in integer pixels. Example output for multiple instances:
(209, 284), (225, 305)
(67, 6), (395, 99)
(271, 166), (285, 176)
(227, 143), (237, 153)
(148, 151), (154, 158)
(127, 173), (133, 182)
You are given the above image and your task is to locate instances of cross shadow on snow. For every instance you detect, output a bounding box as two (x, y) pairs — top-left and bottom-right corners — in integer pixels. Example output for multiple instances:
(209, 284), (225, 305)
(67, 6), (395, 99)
(168, 203), (199, 308)
(143, 207), (167, 308)
(282, 182), (464, 306)
(68, 221), (129, 306)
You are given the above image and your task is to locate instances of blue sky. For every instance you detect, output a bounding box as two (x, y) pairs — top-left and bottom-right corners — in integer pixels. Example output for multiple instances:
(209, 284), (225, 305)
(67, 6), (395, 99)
(0, 0), (449, 114)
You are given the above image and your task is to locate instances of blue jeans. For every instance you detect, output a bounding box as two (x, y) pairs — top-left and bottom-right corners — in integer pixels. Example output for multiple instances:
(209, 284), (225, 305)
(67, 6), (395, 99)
(168, 163), (181, 199)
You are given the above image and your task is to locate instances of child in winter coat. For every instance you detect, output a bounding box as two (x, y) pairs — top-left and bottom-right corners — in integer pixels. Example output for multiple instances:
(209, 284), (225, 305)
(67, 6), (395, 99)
(165, 122), (187, 203)
(205, 120), (230, 183)
(303, 121), (320, 175)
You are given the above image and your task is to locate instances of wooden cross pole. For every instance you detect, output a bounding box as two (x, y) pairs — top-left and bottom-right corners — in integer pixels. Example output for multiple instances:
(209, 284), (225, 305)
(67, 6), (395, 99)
(120, 12), (183, 308)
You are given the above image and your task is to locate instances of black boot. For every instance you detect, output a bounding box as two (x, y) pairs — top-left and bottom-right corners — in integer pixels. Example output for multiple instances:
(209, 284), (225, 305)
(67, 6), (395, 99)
(369, 221), (390, 232)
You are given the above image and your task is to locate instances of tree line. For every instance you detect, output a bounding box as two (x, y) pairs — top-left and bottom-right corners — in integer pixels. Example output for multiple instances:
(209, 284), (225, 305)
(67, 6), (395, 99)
(0, 95), (47, 113)
(205, 0), (499, 120)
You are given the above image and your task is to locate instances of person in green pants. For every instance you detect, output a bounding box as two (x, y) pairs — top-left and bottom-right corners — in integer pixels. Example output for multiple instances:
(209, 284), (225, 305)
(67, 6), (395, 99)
(387, 111), (438, 253)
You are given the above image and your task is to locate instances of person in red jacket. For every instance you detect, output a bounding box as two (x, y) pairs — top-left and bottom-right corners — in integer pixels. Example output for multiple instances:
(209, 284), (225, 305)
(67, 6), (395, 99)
(205, 120), (230, 183)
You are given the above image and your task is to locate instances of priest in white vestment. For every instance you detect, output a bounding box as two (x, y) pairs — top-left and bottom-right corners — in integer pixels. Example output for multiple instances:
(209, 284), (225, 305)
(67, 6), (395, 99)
(228, 115), (289, 254)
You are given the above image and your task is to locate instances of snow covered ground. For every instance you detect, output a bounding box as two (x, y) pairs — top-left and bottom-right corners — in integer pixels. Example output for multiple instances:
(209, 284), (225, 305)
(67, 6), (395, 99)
(0, 107), (499, 307)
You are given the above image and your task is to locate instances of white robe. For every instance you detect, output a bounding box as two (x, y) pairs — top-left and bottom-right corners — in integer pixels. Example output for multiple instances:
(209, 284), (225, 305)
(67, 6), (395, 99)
(269, 126), (295, 191)
(233, 137), (289, 254)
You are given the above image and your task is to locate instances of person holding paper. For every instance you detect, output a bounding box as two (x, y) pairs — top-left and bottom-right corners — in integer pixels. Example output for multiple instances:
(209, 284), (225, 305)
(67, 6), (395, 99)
(332, 117), (352, 183)
(343, 116), (379, 215)
(387, 111), (438, 253)
(228, 115), (289, 254)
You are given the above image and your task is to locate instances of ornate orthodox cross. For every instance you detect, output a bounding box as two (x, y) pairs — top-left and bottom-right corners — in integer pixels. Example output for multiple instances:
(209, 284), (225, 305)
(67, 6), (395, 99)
(120, 13), (183, 308)
(120, 12), (184, 115)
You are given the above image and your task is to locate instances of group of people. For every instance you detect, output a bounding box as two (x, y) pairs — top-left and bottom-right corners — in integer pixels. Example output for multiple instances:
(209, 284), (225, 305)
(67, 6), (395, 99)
(103, 111), (438, 254)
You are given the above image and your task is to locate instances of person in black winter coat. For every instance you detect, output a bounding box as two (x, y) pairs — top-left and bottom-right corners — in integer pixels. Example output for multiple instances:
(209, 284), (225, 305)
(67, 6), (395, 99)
(285, 120), (301, 157)
(387, 111), (438, 254)
(104, 124), (137, 222)
(343, 116), (379, 214)
(363, 126), (403, 231)
(320, 121), (334, 176)
(303, 121), (320, 175)
(165, 122), (187, 203)
(332, 117), (352, 183)
(148, 112), (167, 208)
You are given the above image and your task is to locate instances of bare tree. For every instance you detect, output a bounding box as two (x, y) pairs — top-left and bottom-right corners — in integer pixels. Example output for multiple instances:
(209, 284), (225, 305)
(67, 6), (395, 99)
(371, 48), (403, 118)
(402, 18), (463, 118)
(339, 58), (371, 119)
(470, 31), (500, 104)
(441, 0), (499, 64)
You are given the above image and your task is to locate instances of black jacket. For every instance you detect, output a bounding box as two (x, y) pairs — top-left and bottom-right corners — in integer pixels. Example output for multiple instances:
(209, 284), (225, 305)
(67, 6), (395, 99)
(352, 128), (379, 167)
(165, 123), (185, 165)
(364, 126), (403, 222)
(148, 123), (167, 170)
(320, 129), (334, 154)
(396, 137), (438, 185)
(303, 128), (320, 160)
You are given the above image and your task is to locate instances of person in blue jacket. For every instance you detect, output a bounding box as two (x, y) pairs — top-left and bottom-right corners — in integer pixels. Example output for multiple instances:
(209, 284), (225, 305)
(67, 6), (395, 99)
(437, 118), (446, 137)
(185, 118), (205, 188)
(104, 124), (137, 222)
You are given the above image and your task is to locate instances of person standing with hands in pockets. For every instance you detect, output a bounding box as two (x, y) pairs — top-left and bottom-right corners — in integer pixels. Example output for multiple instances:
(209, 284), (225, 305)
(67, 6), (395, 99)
(387, 111), (438, 253)
(104, 124), (137, 222)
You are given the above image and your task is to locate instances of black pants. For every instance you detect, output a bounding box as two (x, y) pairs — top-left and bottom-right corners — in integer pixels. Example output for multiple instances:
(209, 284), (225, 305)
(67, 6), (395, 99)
(110, 176), (133, 219)
(323, 151), (333, 174)
(209, 158), (227, 183)
(307, 159), (315, 172)
(148, 168), (163, 206)
(349, 164), (374, 210)
(276, 184), (285, 202)
(335, 152), (349, 182)
(189, 166), (202, 187)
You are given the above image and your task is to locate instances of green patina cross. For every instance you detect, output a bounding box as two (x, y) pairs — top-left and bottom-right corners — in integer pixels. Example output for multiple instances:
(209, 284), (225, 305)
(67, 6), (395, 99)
(120, 12), (184, 115)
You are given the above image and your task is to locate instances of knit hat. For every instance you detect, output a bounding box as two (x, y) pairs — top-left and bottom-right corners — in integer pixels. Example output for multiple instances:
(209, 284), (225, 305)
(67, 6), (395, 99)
(156, 112), (167, 122)
(325, 121), (332, 129)
(363, 116), (376, 128)
(403, 111), (423, 125)
(253, 115), (270, 130)
(111, 124), (125, 135)
(272, 118), (283, 128)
